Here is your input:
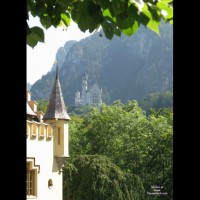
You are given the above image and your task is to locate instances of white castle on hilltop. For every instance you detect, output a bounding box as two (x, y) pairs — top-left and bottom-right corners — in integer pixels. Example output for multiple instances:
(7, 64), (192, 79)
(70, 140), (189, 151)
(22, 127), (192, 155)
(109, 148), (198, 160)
(75, 73), (102, 107)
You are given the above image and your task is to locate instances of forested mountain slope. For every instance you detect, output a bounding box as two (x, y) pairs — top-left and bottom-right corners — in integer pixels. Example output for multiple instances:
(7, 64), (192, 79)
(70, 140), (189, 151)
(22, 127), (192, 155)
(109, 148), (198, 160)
(30, 22), (173, 105)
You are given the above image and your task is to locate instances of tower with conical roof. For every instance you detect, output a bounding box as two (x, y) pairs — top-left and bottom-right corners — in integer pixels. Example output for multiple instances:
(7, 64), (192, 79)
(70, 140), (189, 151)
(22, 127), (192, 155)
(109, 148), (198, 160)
(75, 73), (102, 107)
(26, 64), (70, 200)
(81, 72), (88, 106)
(43, 64), (70, 172)
(43, 65), (70, 120)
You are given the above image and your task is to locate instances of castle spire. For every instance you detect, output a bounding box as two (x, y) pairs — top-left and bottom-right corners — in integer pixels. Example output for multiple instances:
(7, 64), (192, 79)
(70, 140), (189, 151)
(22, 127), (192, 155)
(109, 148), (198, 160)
(43, 63), (70, 120)
(56, 65), (58, 79)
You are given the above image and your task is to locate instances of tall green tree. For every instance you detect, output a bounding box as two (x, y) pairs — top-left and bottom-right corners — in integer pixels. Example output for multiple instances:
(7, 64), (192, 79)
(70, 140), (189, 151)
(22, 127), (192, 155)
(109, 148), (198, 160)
(68, 115), (90, 159)
(140, 90), (173, 115)
(63, 155), (145, 200)
(37, 99), (49, 113)
(68, 101), (173, 199)
(27, 0), (173, 47)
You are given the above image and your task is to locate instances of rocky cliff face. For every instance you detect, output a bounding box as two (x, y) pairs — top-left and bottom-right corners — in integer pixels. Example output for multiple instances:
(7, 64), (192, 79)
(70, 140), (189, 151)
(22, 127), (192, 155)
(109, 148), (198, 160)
(30, 22), (173, 105)
(51, 40), (77, 72)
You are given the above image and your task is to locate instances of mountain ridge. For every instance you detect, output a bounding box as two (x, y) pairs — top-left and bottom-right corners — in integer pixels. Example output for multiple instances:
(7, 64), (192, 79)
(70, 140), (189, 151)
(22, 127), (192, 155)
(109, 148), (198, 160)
(30, 22), (173, 106)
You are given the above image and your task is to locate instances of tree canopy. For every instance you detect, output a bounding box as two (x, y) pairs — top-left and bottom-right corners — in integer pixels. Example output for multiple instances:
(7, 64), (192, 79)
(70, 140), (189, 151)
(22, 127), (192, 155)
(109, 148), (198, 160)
(27, 0), (173, 48)
(37, 99), (173, 199)
(63, 155), (145, 200)
(68, 101), (173, 199)
(37, 99), (49, 113)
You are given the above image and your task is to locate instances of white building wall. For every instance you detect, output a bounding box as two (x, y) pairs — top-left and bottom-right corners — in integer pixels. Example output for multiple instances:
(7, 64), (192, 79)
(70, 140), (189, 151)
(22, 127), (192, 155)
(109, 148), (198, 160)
(27, 128), (62, 200)
(63, 123), (69, 157)
(54, 120), (69, 157)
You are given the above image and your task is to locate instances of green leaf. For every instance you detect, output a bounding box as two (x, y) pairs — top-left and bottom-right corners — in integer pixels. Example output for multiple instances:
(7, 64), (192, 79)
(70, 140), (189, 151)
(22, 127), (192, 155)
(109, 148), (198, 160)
(27, 23), (31, 35)
(157, 2), (173, 19)
(27, 0), (35, 13)
(128, 4), (150, 27)
(57, 0), (70, 8)
(88, 2), (103, 24)
(52, 15), (61, 27)
(94, 0), (111, 10)
(28, 0), (37, 17)
(103, 9), (113, 18)
(110, 0), (127, 16)
(72, 1), (100, 33)
(113, 27), (121, 37)
(78, 17), (97, 33)
(102, 21), (114, 40)
(35, 0), (46, 17)
(147, 20), (160, 35)
(124, 17), (135, 29)
(127, 4), (139, 19)
(148, 4), (161, 22)
(27, 33), (38, 48)
(61, 13), (71, 27)
(103, 8), (116, 23)
(54, 2), (66, 19)
(141, 3), (152, 20)
(40, 16), (52, 29)
(46, 5), (54, 17)
(160, 0), (173, 3)
(122, 21), (139, 36)
(116, 12), (135, 29)
(30, 26), (44, 42)
(139, 12), (150, 26)
(131, 0), (145, 10)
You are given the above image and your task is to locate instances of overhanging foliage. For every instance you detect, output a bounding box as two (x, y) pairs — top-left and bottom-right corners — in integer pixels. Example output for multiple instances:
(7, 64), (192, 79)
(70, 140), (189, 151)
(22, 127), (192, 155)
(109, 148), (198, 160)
(27, 0), (173, 47)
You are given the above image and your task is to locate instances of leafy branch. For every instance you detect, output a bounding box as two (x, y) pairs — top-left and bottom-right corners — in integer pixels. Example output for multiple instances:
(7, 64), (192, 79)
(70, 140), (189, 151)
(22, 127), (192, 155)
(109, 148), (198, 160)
(27, 0), (173, 48)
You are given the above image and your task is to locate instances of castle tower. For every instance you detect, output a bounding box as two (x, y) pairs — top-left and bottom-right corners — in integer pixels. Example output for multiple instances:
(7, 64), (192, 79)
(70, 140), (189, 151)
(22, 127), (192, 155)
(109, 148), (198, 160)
(43, 64), (70, 172)
(89, 83), (103, 107)
(26, 64), (70, 200)
(75, 90), (81, 106)
(81, 72), (88, 106)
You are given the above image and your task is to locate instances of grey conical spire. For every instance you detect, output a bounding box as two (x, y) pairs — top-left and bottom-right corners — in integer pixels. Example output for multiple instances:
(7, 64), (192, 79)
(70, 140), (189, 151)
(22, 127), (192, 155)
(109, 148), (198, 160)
(56, 64), (58, 80)
(43, 64), (70, 120)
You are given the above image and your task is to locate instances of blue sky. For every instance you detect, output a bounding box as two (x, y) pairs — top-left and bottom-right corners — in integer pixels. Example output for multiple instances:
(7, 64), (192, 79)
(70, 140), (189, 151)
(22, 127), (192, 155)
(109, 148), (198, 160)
(27, 15), (91, 85)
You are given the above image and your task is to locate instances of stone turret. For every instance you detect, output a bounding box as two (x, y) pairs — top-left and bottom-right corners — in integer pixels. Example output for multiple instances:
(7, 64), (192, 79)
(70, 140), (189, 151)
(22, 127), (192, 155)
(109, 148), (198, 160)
(81, 72), (88, 106)
(75, 90), (81, 106)
(43, 64), (70, 172)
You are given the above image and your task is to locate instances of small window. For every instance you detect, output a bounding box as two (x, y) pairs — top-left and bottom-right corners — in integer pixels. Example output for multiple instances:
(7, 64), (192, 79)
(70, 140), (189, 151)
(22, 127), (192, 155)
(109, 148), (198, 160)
(26, 162), (37, 197)
(92, 93), (99, 104)
(47, 126), (52, 139)
(39, 125), (45, 138)
(31, 123), (37, 137)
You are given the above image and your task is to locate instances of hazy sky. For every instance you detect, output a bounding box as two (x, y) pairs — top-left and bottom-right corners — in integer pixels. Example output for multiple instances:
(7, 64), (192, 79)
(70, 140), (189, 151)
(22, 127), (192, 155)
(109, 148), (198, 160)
(27, 15), (92, 85)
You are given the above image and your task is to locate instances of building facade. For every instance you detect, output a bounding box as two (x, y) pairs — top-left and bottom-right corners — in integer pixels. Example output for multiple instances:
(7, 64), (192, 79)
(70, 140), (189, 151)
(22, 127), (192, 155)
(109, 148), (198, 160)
(26, 65), (70, 199)
(75, 73), (102, 107)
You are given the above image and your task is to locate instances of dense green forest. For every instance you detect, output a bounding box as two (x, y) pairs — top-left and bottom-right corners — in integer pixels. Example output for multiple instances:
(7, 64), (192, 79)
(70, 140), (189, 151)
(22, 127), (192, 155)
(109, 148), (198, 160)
(64, 101), (173, 200)
(37, 89), (173, 117)
(37, 99), (173, 199)
(140, 90), (173, 116)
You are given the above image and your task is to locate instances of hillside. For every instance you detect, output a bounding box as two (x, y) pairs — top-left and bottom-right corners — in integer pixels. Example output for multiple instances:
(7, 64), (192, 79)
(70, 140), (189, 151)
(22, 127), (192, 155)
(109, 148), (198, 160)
(27, 83), (32, 90)
(30, 22), (173, 105)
